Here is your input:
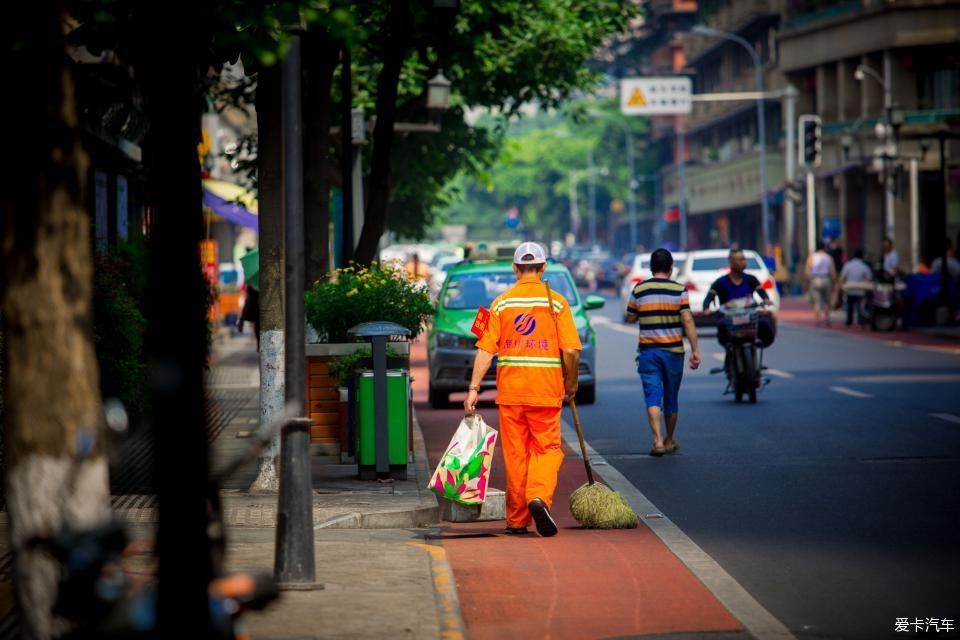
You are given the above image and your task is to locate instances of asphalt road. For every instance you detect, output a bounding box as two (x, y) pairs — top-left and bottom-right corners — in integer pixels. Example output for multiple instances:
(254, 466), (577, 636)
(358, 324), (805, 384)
(576, 293), (960, 640)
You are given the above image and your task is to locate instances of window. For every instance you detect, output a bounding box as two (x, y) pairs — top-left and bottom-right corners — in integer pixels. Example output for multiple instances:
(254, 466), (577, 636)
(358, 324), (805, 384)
(443, 271), (578, 310)
(691, 255), (764, 271)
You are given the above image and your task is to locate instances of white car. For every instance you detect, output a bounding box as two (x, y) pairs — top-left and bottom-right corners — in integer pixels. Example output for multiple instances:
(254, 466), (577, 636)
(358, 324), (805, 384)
(618, 252), (687, 320)
(428, 255), (461, 300)
(676, 249), (780, 325)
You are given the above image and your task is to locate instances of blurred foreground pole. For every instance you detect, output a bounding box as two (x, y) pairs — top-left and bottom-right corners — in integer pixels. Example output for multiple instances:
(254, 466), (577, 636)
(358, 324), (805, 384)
(136, 4), (213, 633)
(0, 4), (111, 636)
(275, 32), (317, 587)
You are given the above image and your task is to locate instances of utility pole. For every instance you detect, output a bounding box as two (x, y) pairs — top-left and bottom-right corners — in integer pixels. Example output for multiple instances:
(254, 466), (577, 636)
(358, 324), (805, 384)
(677, 125), (688, 250)
(276, 33), (316, 588)
(588, 151), (598, 247)
(250, 66), (284, 494)
(339, 45), (354, 266)
(783, 85), (798, 268)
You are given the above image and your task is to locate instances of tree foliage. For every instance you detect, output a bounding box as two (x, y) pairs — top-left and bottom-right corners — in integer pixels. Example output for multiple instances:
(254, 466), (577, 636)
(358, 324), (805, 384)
(439, 98), (654, 242)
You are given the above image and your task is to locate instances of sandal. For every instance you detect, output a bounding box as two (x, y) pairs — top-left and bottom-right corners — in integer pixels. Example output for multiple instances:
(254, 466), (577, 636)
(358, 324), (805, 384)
(649, 446), (666, 457)
(664, 440), (680, 455)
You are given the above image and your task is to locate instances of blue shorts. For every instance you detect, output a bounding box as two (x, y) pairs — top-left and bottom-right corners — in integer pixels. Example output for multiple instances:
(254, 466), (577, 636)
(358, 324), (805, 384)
(636, 349), (684, 415)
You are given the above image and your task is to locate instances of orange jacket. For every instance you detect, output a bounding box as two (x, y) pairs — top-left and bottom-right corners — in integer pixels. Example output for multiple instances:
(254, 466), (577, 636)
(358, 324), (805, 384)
(475, 274), (581, 407)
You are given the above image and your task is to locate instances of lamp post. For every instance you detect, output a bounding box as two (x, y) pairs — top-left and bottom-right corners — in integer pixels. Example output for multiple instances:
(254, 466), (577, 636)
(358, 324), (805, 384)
(587, 110), (640, 251)
(855, 63), (896, 243)
(692, 25), (771, 253)
(568, 165), (609, 244)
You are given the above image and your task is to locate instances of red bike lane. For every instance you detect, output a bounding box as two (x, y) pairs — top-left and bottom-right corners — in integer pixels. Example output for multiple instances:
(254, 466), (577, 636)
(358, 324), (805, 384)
(410, 340), (743, 639)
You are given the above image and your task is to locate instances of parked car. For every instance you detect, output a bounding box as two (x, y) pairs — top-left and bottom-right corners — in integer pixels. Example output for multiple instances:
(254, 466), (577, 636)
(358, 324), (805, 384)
(427, 259), (605, 408)
(618, 252), (687, 320)
(677, 249), (780, 326)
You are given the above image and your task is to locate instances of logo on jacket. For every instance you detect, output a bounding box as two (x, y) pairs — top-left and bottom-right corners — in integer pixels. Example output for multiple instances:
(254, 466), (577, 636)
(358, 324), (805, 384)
(513, 313), (537, 336)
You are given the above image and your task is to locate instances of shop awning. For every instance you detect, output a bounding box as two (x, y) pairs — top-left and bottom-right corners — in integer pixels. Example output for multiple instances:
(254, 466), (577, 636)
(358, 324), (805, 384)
(202, 179), (258, 231)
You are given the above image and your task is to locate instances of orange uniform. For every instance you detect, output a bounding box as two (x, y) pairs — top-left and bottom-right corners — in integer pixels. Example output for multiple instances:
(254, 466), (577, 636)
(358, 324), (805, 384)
(475, 273), (581, 528)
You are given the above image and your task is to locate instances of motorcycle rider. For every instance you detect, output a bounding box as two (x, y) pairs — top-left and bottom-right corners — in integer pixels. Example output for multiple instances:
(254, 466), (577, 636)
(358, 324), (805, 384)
(702, 248), (774, 351)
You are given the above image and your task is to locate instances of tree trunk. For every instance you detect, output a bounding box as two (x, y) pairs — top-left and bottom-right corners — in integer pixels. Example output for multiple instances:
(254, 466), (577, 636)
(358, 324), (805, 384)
(250, 65), (285, 494)
(0, 5), (110, 638)
(135, 9), (213, 634)
(353, 2), (413, 265)
(303, 32), (339, 284)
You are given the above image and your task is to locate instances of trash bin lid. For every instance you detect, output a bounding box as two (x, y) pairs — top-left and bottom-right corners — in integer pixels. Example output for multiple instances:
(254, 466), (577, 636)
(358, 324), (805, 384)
(347, 321), (411, 338)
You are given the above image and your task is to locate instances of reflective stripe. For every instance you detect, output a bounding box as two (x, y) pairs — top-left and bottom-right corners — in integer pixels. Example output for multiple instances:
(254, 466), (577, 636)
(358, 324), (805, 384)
(498, 361), (563, 368)
(498, 356), (562, 368)
(493, 297), (563, 314)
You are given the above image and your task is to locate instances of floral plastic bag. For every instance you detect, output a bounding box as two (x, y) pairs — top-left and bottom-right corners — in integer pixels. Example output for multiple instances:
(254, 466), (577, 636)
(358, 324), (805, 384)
(428, 414), (498, 505)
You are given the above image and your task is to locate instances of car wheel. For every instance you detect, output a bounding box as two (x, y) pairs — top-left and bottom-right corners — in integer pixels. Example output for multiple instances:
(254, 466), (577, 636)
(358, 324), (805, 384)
(575, 384), (596, 405)
(429, 385), (449, 409)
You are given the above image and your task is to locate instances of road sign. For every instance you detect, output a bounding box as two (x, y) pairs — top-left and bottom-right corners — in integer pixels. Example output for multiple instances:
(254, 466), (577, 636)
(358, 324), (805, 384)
(620, 77), (693, 115)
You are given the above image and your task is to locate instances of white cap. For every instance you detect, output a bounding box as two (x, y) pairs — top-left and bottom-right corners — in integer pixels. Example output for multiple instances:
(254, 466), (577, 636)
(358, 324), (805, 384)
(513, 242), (547, 265)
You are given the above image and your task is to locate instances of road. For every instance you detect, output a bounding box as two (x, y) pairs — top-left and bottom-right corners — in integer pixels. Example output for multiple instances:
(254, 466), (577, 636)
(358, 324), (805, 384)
(577, 293), (960, 640)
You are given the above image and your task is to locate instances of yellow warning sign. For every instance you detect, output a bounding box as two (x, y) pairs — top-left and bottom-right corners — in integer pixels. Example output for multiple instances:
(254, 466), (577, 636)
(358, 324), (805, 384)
(627, 88), (647, 107)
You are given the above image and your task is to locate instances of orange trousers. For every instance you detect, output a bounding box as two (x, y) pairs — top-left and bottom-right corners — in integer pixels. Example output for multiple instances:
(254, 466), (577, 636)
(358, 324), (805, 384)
(498, 404), (565, 528)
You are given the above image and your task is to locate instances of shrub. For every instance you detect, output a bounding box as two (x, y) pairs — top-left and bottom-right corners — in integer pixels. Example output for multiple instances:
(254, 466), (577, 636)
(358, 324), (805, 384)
(93, 241), (148, 419)
(305, 263), (434, 343)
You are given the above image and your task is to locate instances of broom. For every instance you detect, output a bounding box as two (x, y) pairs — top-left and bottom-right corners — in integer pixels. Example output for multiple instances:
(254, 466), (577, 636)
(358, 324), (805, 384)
(544, 280), (639, 529)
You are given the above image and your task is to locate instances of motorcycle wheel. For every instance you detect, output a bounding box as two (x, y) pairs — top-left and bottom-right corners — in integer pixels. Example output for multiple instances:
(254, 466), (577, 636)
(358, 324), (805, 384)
(739, 344), (757, 404)
(873, 313), (896, 332)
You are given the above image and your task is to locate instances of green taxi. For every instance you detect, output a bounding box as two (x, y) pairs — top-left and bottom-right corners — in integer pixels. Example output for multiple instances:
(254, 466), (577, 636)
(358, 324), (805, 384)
(426, 259), (605, 408)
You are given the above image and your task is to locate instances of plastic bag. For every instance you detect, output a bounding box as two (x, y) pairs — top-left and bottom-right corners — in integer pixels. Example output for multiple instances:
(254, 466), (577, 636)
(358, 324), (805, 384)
(428, 414), (498, 505)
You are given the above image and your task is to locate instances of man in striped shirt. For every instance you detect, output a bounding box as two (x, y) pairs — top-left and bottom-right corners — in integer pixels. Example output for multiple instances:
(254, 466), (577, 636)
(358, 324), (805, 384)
(625, 248), (701, 456)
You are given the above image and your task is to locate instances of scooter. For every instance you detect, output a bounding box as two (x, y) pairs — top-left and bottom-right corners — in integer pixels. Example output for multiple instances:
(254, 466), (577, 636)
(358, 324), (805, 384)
(28, 402), (299, 638)
(863, 270), (901, 331)
(710, 301), (772, 404)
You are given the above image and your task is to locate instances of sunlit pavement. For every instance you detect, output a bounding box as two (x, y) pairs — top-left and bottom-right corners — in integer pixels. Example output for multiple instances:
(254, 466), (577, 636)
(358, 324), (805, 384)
(572, 292), (960, 640)
(412, 339), (747, 640)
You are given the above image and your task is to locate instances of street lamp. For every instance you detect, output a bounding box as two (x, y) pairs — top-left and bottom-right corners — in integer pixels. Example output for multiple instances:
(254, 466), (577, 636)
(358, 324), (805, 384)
(427, 70), (452, 111)
(854, 63), (896, 242)
(569, 165), (609, 243)
(587, 109), (640, 251)
(692, 25), (771, 253)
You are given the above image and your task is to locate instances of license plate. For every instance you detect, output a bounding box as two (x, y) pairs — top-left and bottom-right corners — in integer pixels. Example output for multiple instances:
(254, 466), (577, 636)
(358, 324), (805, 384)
(732, 314), (750, 326)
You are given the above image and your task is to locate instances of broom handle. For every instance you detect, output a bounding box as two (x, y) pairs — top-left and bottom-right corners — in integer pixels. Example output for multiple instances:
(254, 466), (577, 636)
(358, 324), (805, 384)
(544, 280), (595, 486)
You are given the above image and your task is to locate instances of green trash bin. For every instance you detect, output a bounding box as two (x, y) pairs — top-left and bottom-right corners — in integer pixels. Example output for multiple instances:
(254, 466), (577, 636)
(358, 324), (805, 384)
(356, 370), (409, 480)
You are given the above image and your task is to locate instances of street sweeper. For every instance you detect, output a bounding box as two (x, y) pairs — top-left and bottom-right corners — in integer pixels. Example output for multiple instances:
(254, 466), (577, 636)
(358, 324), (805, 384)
(463, 242), (581, 537)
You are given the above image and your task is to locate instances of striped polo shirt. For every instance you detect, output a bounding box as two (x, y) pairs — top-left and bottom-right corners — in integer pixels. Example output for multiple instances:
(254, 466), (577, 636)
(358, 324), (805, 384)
(626, 278), (689, 354)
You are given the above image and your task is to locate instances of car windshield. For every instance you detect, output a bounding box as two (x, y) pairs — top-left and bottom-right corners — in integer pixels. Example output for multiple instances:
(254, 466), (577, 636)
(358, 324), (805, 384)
(443, 271), (578, 310)
(691, 256), (763, 271)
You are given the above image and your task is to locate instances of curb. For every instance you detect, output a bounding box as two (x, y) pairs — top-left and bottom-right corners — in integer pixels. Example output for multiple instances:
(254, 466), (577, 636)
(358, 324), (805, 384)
(410, 406), (442, 525)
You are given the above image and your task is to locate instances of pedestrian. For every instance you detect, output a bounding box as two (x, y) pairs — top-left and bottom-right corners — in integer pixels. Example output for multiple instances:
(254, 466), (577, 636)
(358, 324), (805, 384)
(804, 242), (837, 326)
(625, 248), (701, 457)
(464, 242), (581, 537)
(836, 248), (873, 328)
(827, 237), (845, 274)
(882, 237), (899, 278)
(237, 283), (260, 350)
(930, 238), (960, 282)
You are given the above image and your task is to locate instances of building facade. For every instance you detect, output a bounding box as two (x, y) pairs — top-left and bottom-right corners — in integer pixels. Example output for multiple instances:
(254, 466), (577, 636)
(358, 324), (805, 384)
(778, 0), (960, 270)
(660, 0), (790, 256)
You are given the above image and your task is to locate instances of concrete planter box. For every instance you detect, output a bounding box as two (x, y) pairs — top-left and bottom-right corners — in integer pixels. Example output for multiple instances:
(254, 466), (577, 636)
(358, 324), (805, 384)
(438, 489), (506, 522)
(305, 341), (411, 453)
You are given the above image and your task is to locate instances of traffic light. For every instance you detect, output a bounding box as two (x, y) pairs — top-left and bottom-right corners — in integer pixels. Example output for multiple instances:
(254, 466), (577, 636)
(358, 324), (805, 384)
(799, 115), (822, 168)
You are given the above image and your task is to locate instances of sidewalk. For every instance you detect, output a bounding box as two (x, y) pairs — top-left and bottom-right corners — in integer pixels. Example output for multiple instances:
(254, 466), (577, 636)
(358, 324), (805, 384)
(410, 341), (751, 640)
(777, 295), (960, 351)
(0, 330), (463, 640)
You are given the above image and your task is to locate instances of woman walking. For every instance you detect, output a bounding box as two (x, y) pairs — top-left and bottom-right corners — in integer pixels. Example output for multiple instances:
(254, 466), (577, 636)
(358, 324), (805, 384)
(804, 242), (837, 326)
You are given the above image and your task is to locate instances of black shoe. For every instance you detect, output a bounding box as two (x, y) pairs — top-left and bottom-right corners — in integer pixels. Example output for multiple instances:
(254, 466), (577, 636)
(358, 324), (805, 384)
(528, 498), (558, 537)
(504, 527), (528, 535)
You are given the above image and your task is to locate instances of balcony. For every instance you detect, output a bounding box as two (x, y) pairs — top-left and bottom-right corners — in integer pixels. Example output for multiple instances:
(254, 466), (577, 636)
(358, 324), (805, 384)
(661, 151), (786, 215)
